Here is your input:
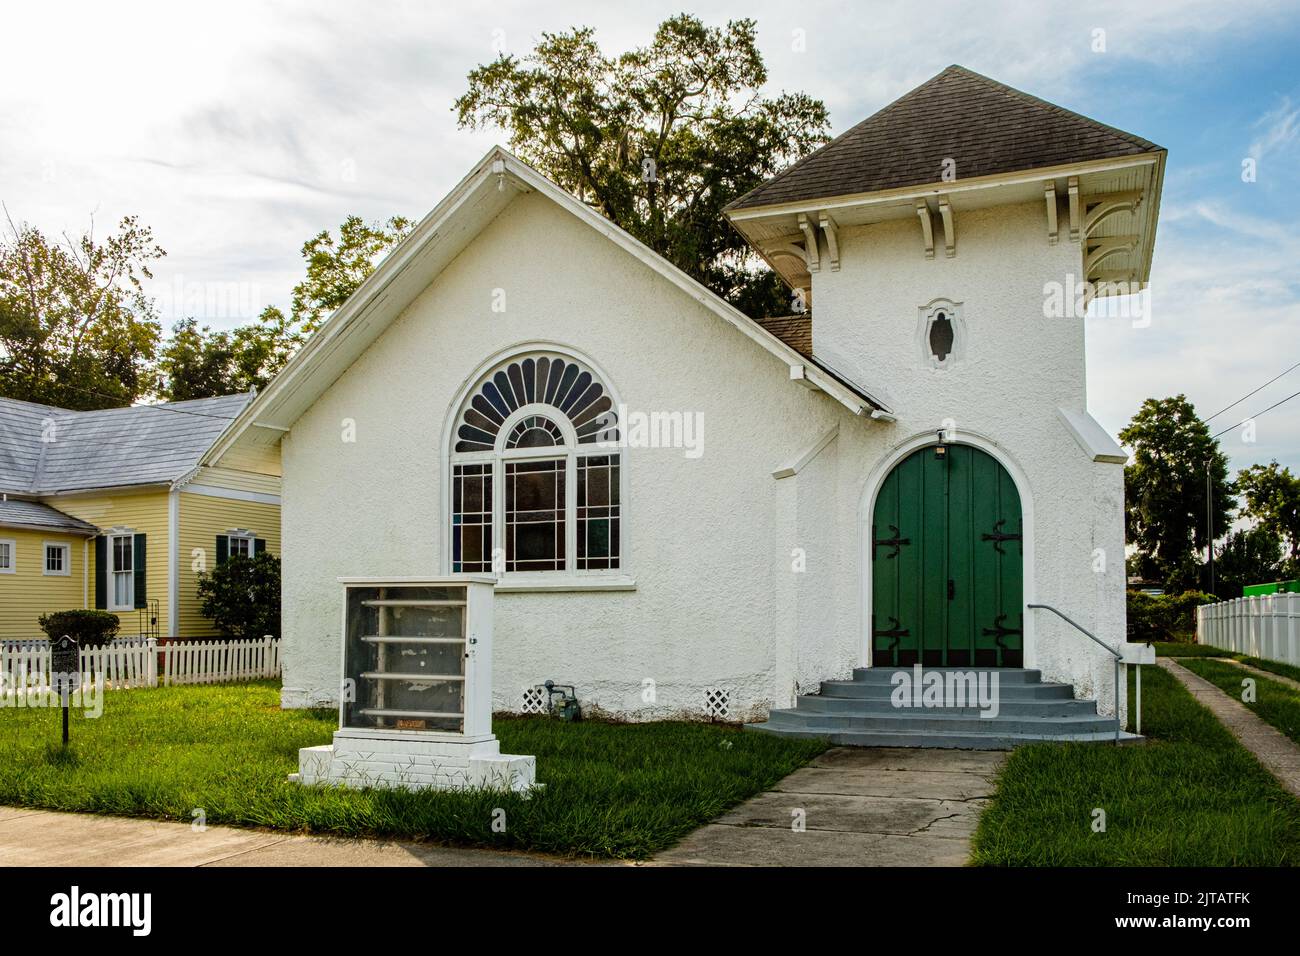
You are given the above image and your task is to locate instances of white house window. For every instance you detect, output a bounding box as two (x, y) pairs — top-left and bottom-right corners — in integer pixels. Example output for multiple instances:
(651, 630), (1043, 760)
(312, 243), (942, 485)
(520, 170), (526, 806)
(450, 352), (622, 576)
(228, 533), (253, 559)
(110, 533), (134, 610)
(0, 539), (14, 573)
(44, 542), (70, 576)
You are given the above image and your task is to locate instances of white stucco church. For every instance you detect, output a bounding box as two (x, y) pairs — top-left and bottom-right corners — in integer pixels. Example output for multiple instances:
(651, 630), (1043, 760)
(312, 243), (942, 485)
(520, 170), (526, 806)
(206, 65), (1164, 746)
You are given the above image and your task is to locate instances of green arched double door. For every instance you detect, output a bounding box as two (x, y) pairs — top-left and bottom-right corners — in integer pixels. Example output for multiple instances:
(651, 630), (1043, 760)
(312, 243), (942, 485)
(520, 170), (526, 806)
(871, 444), (1023, 668)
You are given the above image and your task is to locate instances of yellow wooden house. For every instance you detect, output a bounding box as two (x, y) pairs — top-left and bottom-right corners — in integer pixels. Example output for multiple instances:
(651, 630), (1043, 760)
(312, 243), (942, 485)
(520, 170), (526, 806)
(0, 393), (280, 640)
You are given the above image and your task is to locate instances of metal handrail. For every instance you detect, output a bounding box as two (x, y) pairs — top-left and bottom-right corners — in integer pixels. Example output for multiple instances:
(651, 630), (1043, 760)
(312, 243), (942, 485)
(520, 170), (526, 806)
(1027, 603), (1122, 744)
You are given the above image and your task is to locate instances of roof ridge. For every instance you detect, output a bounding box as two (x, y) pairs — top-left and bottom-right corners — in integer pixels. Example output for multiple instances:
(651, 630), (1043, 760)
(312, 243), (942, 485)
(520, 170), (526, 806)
(727, 68), (945, 210)
(729, 64), (1162, 212)
(0, 395), (67, 414)
(944, 64), (1158, 151)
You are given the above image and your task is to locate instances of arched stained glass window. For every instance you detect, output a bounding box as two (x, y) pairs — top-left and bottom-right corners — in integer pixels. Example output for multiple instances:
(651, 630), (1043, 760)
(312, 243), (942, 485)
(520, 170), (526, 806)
(450, 352), (622, 576)
(455, 355), (618, 452)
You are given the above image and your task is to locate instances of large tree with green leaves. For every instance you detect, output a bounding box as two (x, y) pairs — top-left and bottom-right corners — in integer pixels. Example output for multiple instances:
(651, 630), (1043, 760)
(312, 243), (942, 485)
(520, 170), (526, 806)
(0, 213), (163, 409)
(1212, 525), (1283, 599)
(292, 215), (414, 334)
(454, 15), (830, 317)
(1236, 461), (1300, 573)
(1120, 395), (1234, 590)
(156, 215), (413, 400)
(157, 307), (299, 401)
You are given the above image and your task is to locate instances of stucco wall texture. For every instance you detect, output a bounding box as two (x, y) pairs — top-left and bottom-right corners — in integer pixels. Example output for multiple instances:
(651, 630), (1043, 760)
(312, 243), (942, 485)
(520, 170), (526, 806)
(280, 189), (1127, 721)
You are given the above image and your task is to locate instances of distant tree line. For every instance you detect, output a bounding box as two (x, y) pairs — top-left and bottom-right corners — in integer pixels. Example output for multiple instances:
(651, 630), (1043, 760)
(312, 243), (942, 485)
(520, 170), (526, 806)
(1122, 395), (1300, 599)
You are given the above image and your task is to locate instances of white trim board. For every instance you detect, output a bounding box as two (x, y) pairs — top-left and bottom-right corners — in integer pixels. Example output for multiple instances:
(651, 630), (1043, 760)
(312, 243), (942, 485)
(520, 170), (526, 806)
(1057, 408), (1127, 464)
(168, 489), (179, 637)
(772, 425), (839, 479)
(182, 484), (282, 505)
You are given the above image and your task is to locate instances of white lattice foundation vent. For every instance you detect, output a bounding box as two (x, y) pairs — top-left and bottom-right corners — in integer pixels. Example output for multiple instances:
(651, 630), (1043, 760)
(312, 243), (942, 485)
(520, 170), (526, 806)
(521, 686), (547, 714)
(704, 687), (731, 719)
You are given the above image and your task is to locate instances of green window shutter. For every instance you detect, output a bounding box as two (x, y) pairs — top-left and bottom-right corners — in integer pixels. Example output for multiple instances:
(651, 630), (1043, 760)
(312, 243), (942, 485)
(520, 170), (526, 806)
(254, 538), (267, 556)
(94, 536), (107, 610)
(133, 533), (147, 609)
(216, 535), (228, 565)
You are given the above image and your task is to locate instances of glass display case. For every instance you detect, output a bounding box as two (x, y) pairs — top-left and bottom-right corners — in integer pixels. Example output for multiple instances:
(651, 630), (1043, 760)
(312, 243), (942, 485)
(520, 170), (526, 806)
(342, 583), (471, 734)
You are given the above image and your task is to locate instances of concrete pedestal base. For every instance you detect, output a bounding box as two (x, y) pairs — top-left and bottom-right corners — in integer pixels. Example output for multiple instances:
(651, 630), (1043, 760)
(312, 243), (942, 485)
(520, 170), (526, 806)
(293, 730), (536, 792)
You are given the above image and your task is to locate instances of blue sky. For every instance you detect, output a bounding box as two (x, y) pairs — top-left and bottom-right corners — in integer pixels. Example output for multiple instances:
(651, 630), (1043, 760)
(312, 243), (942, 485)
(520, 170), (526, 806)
(2, 0), (1298, 476)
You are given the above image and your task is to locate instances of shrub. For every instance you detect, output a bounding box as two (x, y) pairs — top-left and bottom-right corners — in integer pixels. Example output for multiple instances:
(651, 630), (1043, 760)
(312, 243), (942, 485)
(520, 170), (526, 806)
(197, 552), (281, 641)
(1127, 590), (1216, 643)
(37, 609), (120, 648)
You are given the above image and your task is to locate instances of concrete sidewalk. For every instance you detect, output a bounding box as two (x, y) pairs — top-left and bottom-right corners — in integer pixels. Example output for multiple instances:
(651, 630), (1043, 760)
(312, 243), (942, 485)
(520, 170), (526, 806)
(0, 806), (591, 867)
(653, 747), (1006, 866)
(1160, 658), (1300, 799)
(1, 748), (1009, 868)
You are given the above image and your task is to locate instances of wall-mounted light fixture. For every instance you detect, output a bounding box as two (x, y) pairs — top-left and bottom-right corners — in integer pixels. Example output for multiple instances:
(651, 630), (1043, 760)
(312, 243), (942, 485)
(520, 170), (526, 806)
(934, 428), (948, 460)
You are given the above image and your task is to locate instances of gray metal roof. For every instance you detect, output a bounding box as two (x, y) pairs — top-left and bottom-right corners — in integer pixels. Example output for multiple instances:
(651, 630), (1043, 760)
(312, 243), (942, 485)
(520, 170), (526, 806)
(0, 393), (252, 494)
(0, 497), (99, 534)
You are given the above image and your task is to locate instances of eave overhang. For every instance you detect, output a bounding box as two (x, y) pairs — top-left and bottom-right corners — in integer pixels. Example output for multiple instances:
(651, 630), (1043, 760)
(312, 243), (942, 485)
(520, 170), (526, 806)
(727, 152), (1166, 296)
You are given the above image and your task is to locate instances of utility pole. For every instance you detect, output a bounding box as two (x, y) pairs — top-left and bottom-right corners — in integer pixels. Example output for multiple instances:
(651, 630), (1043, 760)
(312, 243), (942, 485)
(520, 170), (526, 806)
(1206, 459), (1215, 595)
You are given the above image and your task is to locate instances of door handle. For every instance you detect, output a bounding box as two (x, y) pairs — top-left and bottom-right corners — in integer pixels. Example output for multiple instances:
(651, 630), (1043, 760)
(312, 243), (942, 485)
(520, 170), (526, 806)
(947, 579), (956, 601)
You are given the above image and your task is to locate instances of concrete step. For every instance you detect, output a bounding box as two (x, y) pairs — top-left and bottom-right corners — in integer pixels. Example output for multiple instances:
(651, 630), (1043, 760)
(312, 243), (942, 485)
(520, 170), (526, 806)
(850, 666), (1042, 684)
(819, 679), (1075, 701)
(745, 722), (1138, 750)
(791, 694), (1101, 718)
(763, 708), (1119, 736)
(751, 665), (1130, 748)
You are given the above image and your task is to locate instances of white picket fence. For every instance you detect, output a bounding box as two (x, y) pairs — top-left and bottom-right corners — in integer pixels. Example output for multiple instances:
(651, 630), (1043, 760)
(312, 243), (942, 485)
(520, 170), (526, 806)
(161, 636), (280, 686)
(1197, 593), (1300, 666)
(0, 635), (280, 692)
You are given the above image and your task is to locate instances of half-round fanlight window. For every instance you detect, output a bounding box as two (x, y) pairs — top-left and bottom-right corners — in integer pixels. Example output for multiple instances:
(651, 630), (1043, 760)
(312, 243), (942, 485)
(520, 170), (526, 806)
(454, 354), (618, 452)
(505, 415), (563, 449)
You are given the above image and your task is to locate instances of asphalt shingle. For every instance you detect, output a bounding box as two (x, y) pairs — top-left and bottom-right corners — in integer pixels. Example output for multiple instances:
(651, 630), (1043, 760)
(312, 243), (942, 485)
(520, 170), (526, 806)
(0, 497), (98, 534)
(730, 65), (1162, 211)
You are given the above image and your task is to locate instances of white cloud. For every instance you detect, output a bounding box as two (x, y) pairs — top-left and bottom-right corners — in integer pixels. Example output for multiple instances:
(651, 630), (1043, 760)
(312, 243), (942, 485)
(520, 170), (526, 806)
(1249, 97), (1300, 160)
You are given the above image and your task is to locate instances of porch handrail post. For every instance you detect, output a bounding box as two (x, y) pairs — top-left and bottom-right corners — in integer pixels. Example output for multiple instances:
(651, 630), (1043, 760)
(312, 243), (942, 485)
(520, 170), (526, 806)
(1026, 603), (1123, 744)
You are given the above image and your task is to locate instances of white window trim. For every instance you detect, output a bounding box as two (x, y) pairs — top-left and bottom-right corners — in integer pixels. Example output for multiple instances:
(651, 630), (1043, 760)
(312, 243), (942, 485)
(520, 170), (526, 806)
(0, 538), (15, 573)
(107, 531), (135, 612)
(916, 297), (966, 369)
(225, 529), (256, 559)
(42, 541), (71, 576)
(443, 348), (631, 589)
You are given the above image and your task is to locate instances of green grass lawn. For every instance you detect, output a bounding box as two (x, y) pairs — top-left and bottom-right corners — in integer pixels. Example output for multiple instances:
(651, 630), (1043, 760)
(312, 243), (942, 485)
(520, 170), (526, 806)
(1152, 641), (1234, 658)
(0, 682), (825, 859)
(1236, 655), (1300, 685)
(1180, 658), (1300, 746)
(971, 664), (1300, 865)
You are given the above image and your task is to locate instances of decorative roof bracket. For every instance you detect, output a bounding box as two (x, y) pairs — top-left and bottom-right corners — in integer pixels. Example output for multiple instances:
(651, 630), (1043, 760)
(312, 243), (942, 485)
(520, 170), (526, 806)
(819, 212), (840, 271)
(798, 213), (821, 272)
(1084, 235), (1138, 275)
(1083, 191), (1143, 238)
(1044, 182), (1059, 245)
(1067, 176), (1081, 241)
(938, 196), (956, 258)
(915, 199), (935, 259)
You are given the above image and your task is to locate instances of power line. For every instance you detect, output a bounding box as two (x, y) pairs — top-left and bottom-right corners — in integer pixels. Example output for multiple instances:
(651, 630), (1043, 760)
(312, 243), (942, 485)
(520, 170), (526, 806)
(1212, 386), (1300, 440)
(1204, 359), (1300, 423)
